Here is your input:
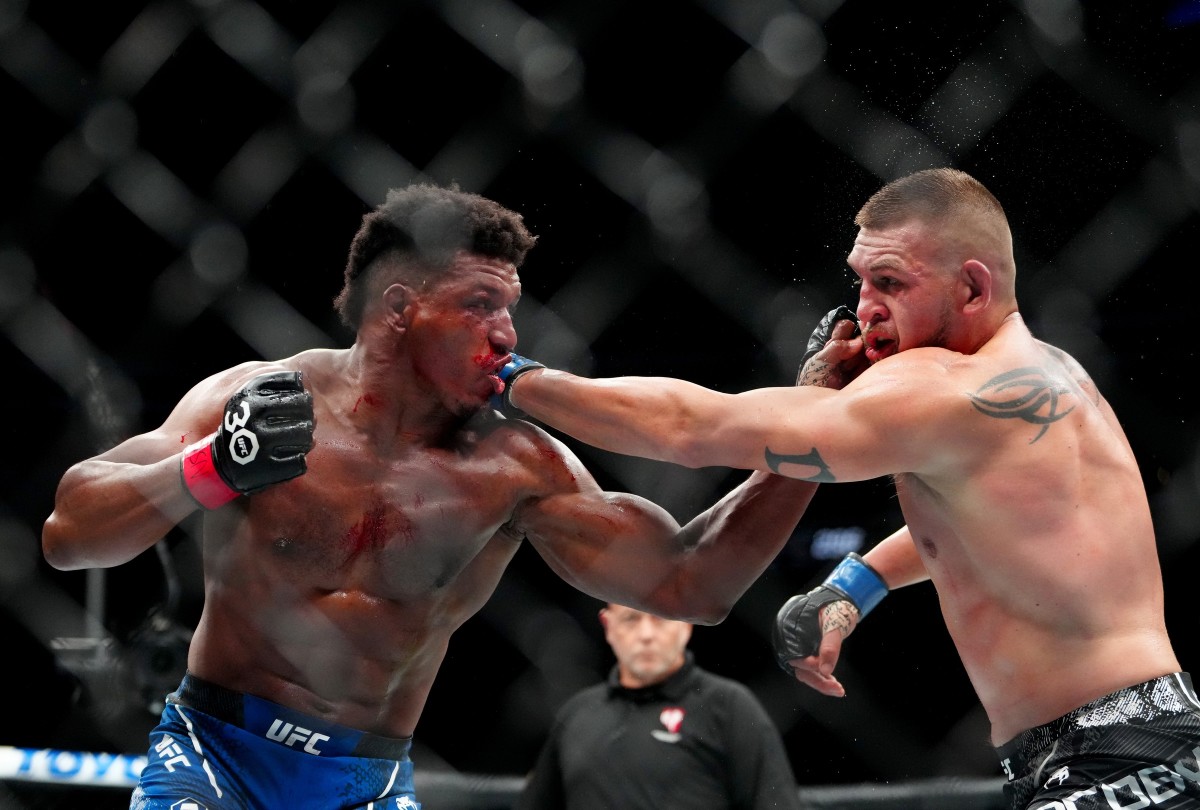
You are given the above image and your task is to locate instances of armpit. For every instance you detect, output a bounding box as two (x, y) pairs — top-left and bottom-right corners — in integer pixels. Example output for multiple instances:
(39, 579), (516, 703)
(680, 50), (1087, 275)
(496, 516), (525, 544)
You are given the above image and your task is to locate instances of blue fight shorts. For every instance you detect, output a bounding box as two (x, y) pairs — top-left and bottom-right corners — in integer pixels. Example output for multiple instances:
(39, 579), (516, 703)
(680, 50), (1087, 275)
(130, 672), (421, 810)
(996, 672), (1200, 809)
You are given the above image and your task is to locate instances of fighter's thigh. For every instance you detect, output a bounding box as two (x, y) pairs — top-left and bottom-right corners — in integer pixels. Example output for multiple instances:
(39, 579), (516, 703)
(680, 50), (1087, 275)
(132, 711), (248, 809)
(131, 729), (238, 810)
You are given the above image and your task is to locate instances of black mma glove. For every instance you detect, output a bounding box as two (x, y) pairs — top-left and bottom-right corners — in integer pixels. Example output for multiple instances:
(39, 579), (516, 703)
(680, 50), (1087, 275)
(181, 370), (315, 509)
(490, 354), (546, 412)
(797, 305), (860, 383)
(772, 552), (888, 671)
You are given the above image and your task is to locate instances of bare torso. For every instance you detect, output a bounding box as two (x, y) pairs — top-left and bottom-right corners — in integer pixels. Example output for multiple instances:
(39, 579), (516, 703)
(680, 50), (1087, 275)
(43, 254), (825, 743)
(891, 319), (1178, 743)
(186, 351), (558, 738)
(44, 340), (821, 739)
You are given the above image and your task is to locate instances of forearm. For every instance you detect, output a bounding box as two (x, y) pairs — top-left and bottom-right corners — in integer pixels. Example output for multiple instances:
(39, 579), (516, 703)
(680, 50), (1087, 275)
(672, 472), (819, 623)
(861, 526), (929, 589)
(526, 472), (816, 624)
(42, 455), (198, 570)
(510, 369), (720, 467)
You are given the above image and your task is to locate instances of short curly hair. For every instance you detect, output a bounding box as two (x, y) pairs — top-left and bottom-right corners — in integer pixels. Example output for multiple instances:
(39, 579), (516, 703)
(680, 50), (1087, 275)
(333, 183), (538, 331)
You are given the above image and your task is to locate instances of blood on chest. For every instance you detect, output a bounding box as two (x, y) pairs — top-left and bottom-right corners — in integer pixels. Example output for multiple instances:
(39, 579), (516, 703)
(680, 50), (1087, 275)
(245, 430), (530, 592)
(342, 502), (414, 556)
(249, 473), (513, 598)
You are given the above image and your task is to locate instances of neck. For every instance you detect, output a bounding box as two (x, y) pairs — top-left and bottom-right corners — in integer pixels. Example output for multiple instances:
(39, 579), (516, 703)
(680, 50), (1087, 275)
(959, 308), (1022, 355)
(619, 657), (687, 689)
(339, 340), (466, 445)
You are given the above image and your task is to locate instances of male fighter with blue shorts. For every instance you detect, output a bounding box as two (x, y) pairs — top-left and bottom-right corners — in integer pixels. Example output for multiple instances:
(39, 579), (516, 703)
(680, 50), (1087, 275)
(43, 183), (824, 809)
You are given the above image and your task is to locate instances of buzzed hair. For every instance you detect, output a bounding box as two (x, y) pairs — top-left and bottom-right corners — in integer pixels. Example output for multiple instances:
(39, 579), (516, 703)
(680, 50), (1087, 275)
(333, 182), (538, 332)
(855, 168), (1007, 232)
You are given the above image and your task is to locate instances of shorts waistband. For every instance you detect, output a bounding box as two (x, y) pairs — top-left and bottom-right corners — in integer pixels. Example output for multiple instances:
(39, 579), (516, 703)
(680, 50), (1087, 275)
(996, 672), (1200, 775)
(167, 672), (413, 760)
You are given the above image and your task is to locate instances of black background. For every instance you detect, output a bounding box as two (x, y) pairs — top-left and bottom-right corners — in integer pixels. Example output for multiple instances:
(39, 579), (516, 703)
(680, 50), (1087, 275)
(3, 0), (1200, 795)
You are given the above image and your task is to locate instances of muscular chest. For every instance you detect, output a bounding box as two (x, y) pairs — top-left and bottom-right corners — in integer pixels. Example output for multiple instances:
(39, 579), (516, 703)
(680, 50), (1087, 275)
(893, 473), (951, 563)
(244, 433), (522, 595)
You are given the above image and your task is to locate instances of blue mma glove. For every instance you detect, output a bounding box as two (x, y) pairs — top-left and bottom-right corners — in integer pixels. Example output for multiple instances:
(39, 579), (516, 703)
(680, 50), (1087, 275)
(491, 354), (546, 412)
(772, 552), (887, 671)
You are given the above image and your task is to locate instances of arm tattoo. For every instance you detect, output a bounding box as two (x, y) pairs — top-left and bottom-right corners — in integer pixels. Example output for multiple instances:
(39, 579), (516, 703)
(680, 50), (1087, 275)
(821, 600), (858, 638)
(797, 359), (834, 387)
(764, 446), (836, 481)
(970, 366), (1075, 443)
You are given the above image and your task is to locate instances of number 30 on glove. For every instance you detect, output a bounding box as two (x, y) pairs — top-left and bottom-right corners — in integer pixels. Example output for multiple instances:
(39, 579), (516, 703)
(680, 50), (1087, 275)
(772, 552), (888, 671)
(181, 370), (315, 509)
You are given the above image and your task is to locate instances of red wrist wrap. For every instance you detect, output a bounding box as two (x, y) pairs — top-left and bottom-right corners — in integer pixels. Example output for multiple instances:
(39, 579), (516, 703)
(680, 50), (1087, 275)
(181, 436), (239, 510)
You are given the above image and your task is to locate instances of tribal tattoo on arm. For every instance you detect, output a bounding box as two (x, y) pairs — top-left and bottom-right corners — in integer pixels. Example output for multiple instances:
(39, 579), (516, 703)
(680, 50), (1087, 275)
(764, 446), (836, 482)
(769, 348), (1096, 477)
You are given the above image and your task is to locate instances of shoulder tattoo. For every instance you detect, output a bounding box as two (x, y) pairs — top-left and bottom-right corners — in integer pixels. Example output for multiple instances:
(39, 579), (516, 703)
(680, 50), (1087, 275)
(969, 366), (1076, 443)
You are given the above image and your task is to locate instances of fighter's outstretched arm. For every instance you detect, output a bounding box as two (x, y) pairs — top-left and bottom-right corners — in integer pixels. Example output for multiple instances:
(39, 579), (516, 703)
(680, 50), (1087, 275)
(509, 369), (770, 471)
(520, 461), (818, 625)
(513, 310), (879, 622)
(507, 337), (949, 487)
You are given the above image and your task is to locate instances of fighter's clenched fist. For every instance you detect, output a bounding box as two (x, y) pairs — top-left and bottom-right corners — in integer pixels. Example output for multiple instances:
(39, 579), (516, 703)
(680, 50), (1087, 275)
(795, 305), (867, 389)
(181, 370), (314, 509)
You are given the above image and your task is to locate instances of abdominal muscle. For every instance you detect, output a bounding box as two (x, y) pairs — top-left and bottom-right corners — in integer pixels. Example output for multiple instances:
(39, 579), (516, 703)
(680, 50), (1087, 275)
(185, 555), (487, 738)
(895, 419), (1180, 742)
(947, 597), (1179, 745)
(920, 521), (1180, 746)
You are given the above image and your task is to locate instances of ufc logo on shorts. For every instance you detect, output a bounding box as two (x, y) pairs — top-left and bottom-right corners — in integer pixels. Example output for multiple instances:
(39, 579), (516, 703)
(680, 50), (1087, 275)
(154, 735), (191, 772)
(265, 719), (331, 755)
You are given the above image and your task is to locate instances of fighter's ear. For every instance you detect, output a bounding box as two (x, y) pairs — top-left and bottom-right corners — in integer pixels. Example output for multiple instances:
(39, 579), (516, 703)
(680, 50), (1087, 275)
(959, 259), (992, 315)
(382, 283), (415, 333)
